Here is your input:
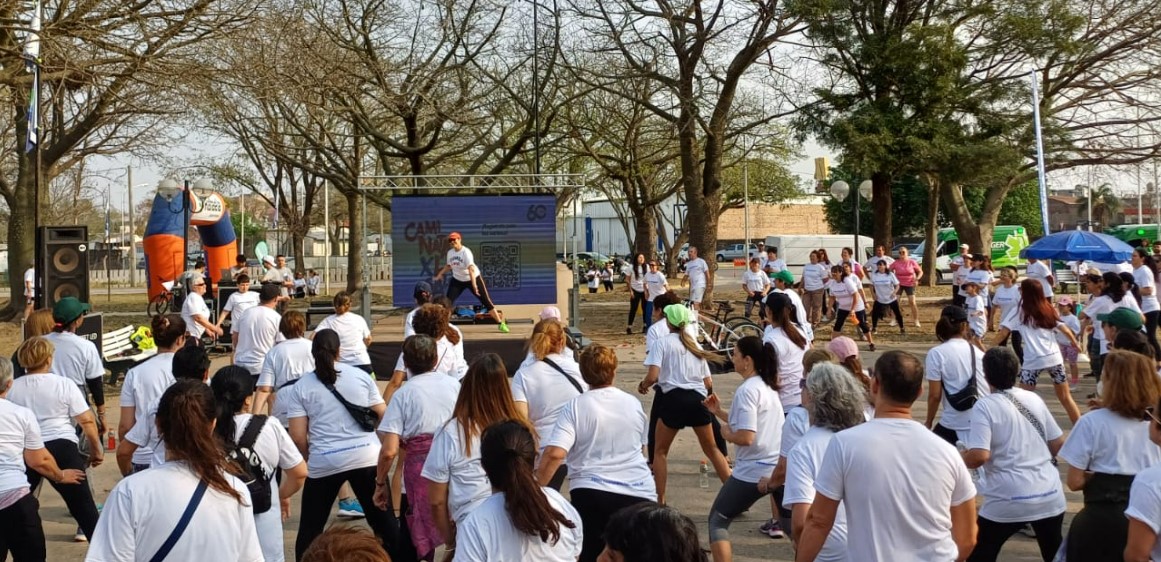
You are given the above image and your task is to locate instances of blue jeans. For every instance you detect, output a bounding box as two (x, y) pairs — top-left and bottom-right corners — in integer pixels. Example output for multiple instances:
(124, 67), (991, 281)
(642, 300), (655, 328)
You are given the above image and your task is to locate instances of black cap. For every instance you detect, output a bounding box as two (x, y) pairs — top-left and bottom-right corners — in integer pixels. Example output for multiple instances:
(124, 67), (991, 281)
(941, 305), (968, 322)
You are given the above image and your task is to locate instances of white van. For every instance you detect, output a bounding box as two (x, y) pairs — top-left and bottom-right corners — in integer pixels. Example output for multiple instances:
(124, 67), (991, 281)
(762, 234), (875, 270)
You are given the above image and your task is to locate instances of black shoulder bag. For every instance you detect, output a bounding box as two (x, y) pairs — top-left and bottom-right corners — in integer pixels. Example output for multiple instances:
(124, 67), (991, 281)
(542, 357), (585, 395)
(945, 342), (980, 412)
(148, 480), (208, 562)
(325, 382), (379, 432)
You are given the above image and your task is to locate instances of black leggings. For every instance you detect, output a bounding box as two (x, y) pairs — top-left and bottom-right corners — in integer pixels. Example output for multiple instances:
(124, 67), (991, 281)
(646, 387), (727, 464)
(1146, 311), (1161, 360)
(295, 466), (403, 561)
(628, 290), (646, 327)
(570, 488), (651, 562)
(25, 439), (99, 541)
(744, 294), (766, 319)
(833, 309), (870, 334)
(968, 513), (1064, 562)
(871, 301), (904, 331)
(446, 276), (496, 310)
(0, 493), (45, 562)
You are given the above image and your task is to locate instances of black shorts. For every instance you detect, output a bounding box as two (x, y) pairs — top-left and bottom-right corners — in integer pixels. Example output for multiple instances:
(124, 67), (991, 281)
(900, 285), (915, 296)
(655, 387), (714, 429)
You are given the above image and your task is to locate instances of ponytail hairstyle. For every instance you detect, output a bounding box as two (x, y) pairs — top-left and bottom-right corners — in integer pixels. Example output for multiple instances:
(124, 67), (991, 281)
(479, 421), (577, 543)
(151, 313), (187, 349)
(210, 366), (256, 447)
(1120, 271), (1140, 305)
(1017, 279), (1059, 330)
(412, 303), (460, 345)
(529, 319), (566, 361)
(734, 336), (779, 390)
(839, 355), (872, 395)
(764, 293), (807, 349)
(333, 292), (353, 314)
(312, 329), (342, 385)
(157, 380), (245, 503)
(935, 313), (970, 342)
(1103, 272), (1127, 302)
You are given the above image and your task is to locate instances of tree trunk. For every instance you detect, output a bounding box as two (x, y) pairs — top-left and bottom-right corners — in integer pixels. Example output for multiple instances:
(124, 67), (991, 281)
(631, 205), (657, 258)
(0, 168), (37, 321)
(291, 225), (307, 276)
(344, 190), (364, 296)
(939, 180), (987, 256)
(922, 175), (940, 287)
(872, 171), (893, 250)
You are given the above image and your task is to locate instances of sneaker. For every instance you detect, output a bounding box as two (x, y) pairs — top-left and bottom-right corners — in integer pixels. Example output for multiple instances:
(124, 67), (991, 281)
(759, 519), (776, 535)
(889, 319), (897, 327)
(626, 327), (633, 335)
(498, 322), (510, 334)
(914, 321), (922, 328)
(1019, 523), (1037, 538)
(74, 527), (87, 543)
(765, 518), (785, 539)
(337, 498), (366, 519)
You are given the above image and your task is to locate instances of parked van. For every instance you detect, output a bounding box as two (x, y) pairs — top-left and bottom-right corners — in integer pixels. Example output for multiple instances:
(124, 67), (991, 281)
(914, 225), (1030, 281)
(1104, 224), (1161, 248)
(762, 234), (875, 270)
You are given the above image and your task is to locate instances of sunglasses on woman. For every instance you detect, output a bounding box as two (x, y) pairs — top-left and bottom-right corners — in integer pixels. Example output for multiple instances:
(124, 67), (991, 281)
(1144, 406), (1161, 425)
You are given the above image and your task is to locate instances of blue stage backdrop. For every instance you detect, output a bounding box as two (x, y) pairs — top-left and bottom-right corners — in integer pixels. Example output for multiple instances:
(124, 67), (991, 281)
(392, 195), (557, 307)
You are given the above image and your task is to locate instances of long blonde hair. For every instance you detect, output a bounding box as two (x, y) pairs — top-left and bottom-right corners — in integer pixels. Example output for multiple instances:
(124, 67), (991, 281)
(671, 321), (724, 364)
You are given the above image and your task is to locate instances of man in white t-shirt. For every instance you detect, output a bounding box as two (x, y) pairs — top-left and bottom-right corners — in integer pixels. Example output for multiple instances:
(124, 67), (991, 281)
(275, 255), (294, 299)
(795, 351), (977, 562)
(951, 243), (969, 306)
(216, 274), (260, 331)
(232, 285), (284, 376)
(23, 266), (35, 320)
(433, 232), (508, 333)
(681, 246), (710, 312)
(763, 248), (787, 276)
(864, 245), (894, 273)
(1026, 258), (1055, 299)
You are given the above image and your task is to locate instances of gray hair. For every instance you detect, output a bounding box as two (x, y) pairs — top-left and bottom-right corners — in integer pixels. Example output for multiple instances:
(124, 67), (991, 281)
(0, 357), (12, 392)
(402, 334), (439, 374)
(805, 363), (868, 432)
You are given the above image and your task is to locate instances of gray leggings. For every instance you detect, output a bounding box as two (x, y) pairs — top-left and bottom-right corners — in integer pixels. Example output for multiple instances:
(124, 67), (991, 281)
(708, 476), (770, 543)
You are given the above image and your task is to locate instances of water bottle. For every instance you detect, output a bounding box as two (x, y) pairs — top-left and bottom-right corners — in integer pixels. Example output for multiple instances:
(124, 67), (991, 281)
(105, 430), (116, 452)
(699, 460), (709, 489)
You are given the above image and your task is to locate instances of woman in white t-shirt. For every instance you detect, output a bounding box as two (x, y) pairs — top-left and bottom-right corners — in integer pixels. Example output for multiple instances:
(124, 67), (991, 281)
(626, 253), (651, 334)
(702, 336), (784, 562)
(779, 362), (867, 560)
(375, 335), (461, 560)
(827, 264), (875, 350)
(87, 380), (263, 562)
(314, 292), (373, 372)
(639, 304), (731, 504)
(586, 265), (600, 293)
(742, 258), (772, 320)
(253, 311), (315, 424)
(118, 314), (185, 474)
(538, 344), (656, 562)
(388, 305), (468, 405)
(0, 358), (86, 561)
(422, 354), (530, 550)
(454, 421), (582, 562)
(1080, 272), (1144, 369)
(923, 306), (990, 445)
(212, 366), (308, 562)
(512, 319), (589, 490)
(962, 347), (1066, 561)
(1059, 350), (1161, 562)
(763, 293), (809, 409)
(801, 251), (826, 325)
(8, 337), (103, 541)
(1125, 396), (1161, 562)
(869, 260), (904, 335)
(642, 260), (669, 325)
(283, 329), (399, 561)
(1133, 248), (1161, 361)
(992, 279), (1082, 424)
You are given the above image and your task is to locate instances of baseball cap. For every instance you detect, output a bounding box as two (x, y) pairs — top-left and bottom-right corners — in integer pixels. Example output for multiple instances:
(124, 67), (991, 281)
(959, 243), (970, 249)
(941, 305), (968, 323)
(664, 304), (695, 328)
(773, 270), (795, 285)
(826, 336), (859, 360)
(539, 306), (562, 321)
(261, 255), (275, 266)
(1098, 307), (1144, 331)
(52, 296), (90, 325)
(413, 281), (433, 298)
(447, 232), (462, 241)
(1057, 296), (1075, 307)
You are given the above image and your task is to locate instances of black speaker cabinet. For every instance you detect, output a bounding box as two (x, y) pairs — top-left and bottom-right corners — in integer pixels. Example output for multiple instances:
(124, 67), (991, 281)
(38, 226), (90, 309)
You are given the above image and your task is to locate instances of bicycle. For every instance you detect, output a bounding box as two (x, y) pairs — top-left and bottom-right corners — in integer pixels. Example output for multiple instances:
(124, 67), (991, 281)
(684, 299), (764, 359)
(148, 281), (182, 318)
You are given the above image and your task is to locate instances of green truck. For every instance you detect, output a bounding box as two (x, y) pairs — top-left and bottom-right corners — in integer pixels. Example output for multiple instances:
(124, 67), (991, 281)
(914, 225), (1031, 282)
(1104, 224), (1161, 248)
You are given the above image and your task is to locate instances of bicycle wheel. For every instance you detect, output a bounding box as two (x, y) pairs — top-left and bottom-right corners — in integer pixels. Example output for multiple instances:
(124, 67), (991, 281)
(148, 294), (170, 317)
(717, 320), (764, 355)
(723, 316), (757, 332)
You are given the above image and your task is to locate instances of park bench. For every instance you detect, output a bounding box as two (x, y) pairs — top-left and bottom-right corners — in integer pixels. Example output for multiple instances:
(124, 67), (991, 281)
(102, 325), (157, 385)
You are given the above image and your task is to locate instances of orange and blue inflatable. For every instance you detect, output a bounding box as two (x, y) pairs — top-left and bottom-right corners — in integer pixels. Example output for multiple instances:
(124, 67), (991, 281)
(143, 191), (237, 302)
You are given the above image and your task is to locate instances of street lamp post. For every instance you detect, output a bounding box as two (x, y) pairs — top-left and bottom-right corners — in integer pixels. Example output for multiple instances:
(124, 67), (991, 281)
(829, 179), (874, 259)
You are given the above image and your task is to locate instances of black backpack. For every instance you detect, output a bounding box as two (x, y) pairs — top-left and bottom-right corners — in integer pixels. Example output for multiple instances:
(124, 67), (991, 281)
(227, 415), (273, 514)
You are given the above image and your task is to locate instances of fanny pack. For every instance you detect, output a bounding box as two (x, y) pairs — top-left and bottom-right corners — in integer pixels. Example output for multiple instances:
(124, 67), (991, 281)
(325, 383), (378, 432)
(945, 343), (979, 412)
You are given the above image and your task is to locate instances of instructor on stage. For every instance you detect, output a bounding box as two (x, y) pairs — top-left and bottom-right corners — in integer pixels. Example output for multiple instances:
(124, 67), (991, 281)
(433, 231), (510, 333)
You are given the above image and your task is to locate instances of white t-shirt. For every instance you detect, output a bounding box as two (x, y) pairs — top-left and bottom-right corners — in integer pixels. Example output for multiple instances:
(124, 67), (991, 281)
(1136, 265), (1161, 313)
(1094, 261), (1134, 274)
(519, 347), (575, 372)
(404, 308), (419, 338)
(447, 247), (478, 282)
(7, 374), (90, 443)
(544, 387), (656, 500)
(1001, 313), (1065, 371)
(230, 414), (304, 562)
(644, 320), (697, 358)
(729, 376), (784, 483)
(802, 263), (827, 291)
(965, 390), (1066, 522)
(864, 255), (893, 272)
(924, 339), (990, 431)
(813, 418), (976, 562)
(626, 265), (646, 292)
(1058, 315), (1081, 347)
(643, 271), (667, 300)
(684, 258), (709, 288)
(421, 419), (491, 523)
(232, 306), (284, 375)
(869, 271), (898, 303)
(43, 331), (104, 387)
(991, 285), (1020, 323)
(1026, 260), (1054, 297)
(1125, 464), (1161, 562)
(586, 269), (600, 289)
(951, 257), (969, 288)
(124, 405), (166, 468)
(315, 312), (372, 365)
(783, 426), (849, 562)
(643, 332), (710, 395)
(779, 406), (810, 458)
(765, 258), (787, 274)
(772, 288), (813, 344)
(743, 270), (771, 293)
(182, 293), (211, 339)
(828, 276), (864, 312)
(511, 354), (589, 445)
(0, 399), (42, 495)
(379, 372), (461, 439)
(966, 295), (987, 335)
(281, 367), (384, 478)
(454, 488), (583, 562)
(23, 268), (34, 298)
(1059, 408), (1161, 475)
(393, 335), (468, 380)
(763, 326), (806, 408)
(86, 462), (263, 562)
(119, 353), (175, 465)
(223, 290), (260, 318)
(1086, 294), (1143, 353)
(257, 338), (316, 426)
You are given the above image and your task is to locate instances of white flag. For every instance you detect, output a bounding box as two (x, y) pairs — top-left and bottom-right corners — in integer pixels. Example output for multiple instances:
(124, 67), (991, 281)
(23, 0), (41, 70)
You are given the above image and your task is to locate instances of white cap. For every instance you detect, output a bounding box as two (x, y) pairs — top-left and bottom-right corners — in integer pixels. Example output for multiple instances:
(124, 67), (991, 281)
(539, 306), (561, 321)
(261, 255), (275, 265)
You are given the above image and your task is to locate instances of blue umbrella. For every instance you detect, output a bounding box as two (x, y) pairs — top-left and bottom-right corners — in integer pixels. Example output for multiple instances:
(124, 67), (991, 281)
(1019, 229), (1136, 263)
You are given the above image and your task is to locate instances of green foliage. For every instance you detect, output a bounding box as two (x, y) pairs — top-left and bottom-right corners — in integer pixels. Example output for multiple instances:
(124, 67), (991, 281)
(230, 212), (265, 251)
(962, 181), (1044, 238)
(721, 156), (803, 209)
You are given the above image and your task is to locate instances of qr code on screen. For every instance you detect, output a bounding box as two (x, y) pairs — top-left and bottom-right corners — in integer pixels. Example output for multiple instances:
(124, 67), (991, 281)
(481, 243), (520, 289)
